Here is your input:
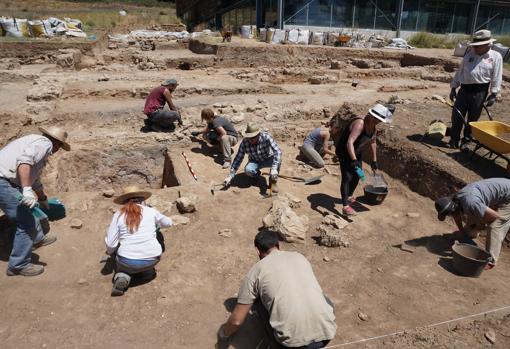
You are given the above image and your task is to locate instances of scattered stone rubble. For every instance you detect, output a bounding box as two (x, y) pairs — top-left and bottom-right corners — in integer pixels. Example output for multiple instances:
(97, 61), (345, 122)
(317, 214), (350, 248)
(262, 195), (308, 243)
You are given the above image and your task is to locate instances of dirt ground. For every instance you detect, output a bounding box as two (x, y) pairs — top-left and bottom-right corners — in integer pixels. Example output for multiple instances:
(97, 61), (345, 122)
(1, 34), (510, 349)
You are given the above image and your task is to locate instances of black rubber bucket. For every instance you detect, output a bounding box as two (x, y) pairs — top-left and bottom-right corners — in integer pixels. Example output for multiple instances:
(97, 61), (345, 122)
(451, 242), (492, 277)
(363, 185), (388, 205)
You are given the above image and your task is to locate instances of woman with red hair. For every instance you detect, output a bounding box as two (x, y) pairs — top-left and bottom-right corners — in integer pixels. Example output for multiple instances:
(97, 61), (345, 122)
(105, 186), (172, 296)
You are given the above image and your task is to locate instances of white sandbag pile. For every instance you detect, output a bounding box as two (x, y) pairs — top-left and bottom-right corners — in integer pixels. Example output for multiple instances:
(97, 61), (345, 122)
(0, 16), (87, 38)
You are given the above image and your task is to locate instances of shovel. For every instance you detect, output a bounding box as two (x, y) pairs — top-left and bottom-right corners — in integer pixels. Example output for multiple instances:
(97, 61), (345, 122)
(262, 172), (323, 185)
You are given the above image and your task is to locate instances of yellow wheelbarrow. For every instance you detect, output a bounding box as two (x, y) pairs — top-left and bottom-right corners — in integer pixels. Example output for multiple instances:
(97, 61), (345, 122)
(469, 121), (510, 164)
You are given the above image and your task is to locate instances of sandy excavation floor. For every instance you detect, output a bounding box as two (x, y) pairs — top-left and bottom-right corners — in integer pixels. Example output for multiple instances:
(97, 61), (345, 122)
(1, 36), (510, 348)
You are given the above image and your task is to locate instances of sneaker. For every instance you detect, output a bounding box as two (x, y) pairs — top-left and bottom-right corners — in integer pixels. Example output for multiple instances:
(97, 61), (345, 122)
(347, 197), (357, 205)
(270, 179), (279, 194)
(342, 205), (357, 216)
(7, 263), (44, 277)
(111, 273), (131, 297)
(222, 161), (231, 169)
(32, 235), (57, 250)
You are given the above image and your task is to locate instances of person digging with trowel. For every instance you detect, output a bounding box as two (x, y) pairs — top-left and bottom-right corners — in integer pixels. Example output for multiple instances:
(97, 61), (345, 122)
(0, 126), (70, 276)
(217, 230), (337, 348)
(447, 30), (502, 150)
(223, 123), (282, 193)
(299, 120), (340, 168)
(143, 78), (183, 132)
(191, 108), (239, 169)
(335, 103), (394, 216)
(435, 178), (510, 270)
(105, 186), (173, 296)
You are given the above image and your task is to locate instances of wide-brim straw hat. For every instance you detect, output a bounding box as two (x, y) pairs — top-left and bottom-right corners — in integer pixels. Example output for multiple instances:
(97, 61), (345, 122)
(244, 123), (261, 138)
(368, 104), (393, 124)
(469, 29), (496, 46)
(39, 126), (71, 151)
(113, 185), (152, 205)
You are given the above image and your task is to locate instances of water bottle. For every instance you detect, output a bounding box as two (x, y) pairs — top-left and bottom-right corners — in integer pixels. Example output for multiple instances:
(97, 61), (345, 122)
(15, 192), (48, 220)
(354, 166), (366, 182)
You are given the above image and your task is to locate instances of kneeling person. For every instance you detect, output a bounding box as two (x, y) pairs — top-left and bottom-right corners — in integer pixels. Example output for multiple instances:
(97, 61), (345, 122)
(196, 108), (239, 169)
(143, 79), (183, 131)
(105, 186), (173, 296)
(224, 123), (282, 193)
(218, 230), (337, 348)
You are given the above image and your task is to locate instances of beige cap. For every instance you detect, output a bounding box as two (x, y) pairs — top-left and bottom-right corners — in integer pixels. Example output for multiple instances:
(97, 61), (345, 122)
(244, 123), (261, 138)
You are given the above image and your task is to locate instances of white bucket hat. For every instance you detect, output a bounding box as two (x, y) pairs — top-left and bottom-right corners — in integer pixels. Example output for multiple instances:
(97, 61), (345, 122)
(368, 104), (393, 124)
(39, 126), (71, 151)
(469, 30), (495, 46)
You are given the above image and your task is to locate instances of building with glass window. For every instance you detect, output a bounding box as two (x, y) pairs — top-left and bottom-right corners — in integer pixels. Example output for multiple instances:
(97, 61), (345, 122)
(176, 0), (510, 37)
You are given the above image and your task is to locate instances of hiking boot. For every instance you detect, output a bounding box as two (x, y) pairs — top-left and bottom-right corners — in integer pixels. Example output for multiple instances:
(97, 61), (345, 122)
(111, 273), (131, 297)
(270, 179), (279, 194)
(342, 205), (357, 216)
(7, 263), (44, 277)
(222, 161), (231, 169)
(32, 235), (57, 250)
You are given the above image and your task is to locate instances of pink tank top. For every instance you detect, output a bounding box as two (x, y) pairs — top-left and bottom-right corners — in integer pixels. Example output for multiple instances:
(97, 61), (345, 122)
(144, 86), (167, 114)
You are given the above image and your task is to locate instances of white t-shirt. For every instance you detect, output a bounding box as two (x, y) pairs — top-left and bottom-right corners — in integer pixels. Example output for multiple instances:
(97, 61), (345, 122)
(105, 205), (172, 259)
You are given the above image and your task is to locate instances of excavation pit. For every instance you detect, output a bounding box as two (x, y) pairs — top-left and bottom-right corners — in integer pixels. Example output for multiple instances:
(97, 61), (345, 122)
(50, 146), (181, 192)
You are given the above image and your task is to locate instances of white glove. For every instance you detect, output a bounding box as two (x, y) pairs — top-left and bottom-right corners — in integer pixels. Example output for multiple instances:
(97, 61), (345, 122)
(223, 174), (234, 187)
(270, 169), (278, 181)
(39, 198), (49, 210)
(21, 187), (37, 209)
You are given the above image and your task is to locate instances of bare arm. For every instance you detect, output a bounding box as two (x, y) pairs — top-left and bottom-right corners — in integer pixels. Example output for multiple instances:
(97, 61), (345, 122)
(216, 126), (227, 137)
(347, 120), (364, 161)
(370, 134), (377, 162)
(321, 130), (335, 156)
(222, 303), (252, 337)
(482, 207), (500, 224)
(163, 89), (176, 111)
(17, 164), (33, 187)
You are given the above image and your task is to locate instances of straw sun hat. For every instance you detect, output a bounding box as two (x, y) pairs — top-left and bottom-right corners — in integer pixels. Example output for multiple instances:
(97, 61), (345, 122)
(469, 30), (496, 46)
(39, 126), (71, 151)
(244, 123), (261, 138)
(113, 185), (152, 205)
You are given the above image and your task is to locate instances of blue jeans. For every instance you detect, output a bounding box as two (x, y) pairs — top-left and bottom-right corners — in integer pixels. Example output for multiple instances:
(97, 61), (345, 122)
(244, 156), (279, 177)
(0, 178), (45, 270)
(116, 255), (159, 275)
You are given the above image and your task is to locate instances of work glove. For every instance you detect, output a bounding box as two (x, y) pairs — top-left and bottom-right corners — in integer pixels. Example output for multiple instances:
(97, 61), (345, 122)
(191, 131), (200, 137)
(449, 88), (457, 102)
(21, 187), (37, 209)
(371, 161), (379, 172)
(270, 169), (278, 182)
(38, 196), (49, 210)
(486, 93), (497, 107)
(223, 174), (234, 187)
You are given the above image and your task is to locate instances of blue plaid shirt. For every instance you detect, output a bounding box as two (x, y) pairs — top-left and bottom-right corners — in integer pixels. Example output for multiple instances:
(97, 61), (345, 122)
(231, 131), (282, 174)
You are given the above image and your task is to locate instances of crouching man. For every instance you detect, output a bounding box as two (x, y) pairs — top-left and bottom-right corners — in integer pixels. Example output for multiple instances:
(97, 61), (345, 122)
(0, 126), (70, 276)
(218, 230), (337, 348)
(224, 123), (282, 193)
(435, 178), (510, 269)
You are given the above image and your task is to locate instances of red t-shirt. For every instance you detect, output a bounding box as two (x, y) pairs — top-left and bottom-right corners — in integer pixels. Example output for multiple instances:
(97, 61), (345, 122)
(144, 86), (167, 115)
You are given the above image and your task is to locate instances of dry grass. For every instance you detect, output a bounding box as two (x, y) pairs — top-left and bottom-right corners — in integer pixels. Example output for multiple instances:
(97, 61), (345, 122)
(0, 0), (179, 33)
(408, 32), (467, 49)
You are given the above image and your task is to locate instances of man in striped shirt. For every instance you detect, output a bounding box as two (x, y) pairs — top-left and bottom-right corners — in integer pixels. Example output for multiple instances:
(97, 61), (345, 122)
(224, 123), (282, 193)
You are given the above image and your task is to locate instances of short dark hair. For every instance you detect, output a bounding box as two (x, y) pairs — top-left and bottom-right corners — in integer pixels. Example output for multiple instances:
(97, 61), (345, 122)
(254, 230), (280, 253)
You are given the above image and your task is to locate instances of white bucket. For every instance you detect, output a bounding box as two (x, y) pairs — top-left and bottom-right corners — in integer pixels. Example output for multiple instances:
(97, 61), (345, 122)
(241, 25), (251, 39)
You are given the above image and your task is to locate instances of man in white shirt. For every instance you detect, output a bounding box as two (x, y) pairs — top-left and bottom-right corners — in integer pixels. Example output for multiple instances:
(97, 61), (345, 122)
(0, 126), (70, 276)
(448, 30), (503, 149)
(217, 230), (337, 348)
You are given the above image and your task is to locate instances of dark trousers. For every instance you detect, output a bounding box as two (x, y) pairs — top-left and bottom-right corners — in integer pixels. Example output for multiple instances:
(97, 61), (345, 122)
(252, 298), (333, 349)
(147, 109), (180, 128)
(450, 85), (489, 143)
(339, 158), (359, 206)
